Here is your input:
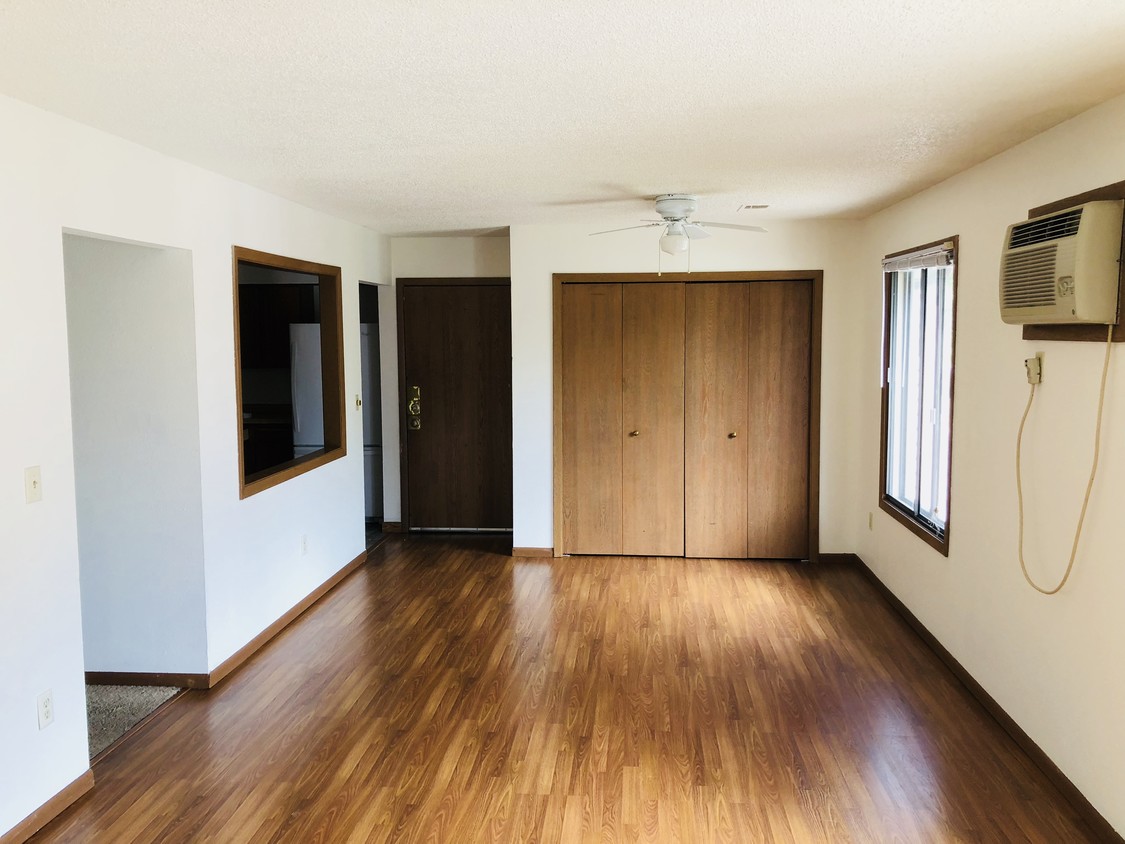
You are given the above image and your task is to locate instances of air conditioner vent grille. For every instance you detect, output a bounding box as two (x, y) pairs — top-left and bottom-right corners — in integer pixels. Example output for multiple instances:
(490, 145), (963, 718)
(1008, 209), (1083, 249)
(1002, 245), (1058, 309)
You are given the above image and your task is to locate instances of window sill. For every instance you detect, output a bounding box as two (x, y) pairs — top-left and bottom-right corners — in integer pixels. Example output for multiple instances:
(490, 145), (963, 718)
(879, 496), (950, 556)
(240, 446), (346, 499)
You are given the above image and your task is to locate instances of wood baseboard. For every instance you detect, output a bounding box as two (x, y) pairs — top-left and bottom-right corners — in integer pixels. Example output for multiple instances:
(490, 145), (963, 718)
(0, 769), (94, 844)
(381, 521), (404, 533)
(817, 553), (857, 565)
(85, 671), (209, 689)
(511, 547), (553, 558)
(207, 549), (369, 687)
(845, 553), (1122, 844)
(4, 551), (373, 842)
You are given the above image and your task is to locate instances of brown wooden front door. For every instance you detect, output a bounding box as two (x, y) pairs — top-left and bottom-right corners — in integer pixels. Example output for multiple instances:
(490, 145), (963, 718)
(398, 280), (512, 530)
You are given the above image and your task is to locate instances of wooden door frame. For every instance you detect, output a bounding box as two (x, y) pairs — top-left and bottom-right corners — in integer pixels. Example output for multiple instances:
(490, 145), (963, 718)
(395, 277), (512, 530)
(552, 270), (824, 561)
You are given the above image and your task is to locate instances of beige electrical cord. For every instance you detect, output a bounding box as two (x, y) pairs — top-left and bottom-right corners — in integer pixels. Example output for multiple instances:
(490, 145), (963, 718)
(1016, 323), (1114, 594)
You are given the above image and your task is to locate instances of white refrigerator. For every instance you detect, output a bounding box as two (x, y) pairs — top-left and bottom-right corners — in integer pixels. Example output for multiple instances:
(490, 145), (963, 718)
(290, 322), (383, 519)
(290, 323), (325, 458)
(360, 323), (383, 519)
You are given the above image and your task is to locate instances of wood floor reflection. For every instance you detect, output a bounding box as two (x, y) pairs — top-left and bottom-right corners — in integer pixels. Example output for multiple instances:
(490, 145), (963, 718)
(33, 536), (1098, 842)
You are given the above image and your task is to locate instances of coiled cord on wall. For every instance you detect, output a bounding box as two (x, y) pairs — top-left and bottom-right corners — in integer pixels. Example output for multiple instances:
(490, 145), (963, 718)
(1015, 323), (1114, 595)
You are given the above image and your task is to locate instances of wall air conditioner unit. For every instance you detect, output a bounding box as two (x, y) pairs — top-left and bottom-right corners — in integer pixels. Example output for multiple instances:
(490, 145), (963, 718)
(999, 199), (1123, 325)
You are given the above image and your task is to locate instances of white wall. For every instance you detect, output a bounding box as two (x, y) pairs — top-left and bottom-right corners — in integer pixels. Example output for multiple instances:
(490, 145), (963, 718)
(383, 236), (512, 521)
(390, 235), (511, 280)
(7, 74), (1123, 837)
(0, 93), (387, 837)
(64, 235), (207, 673)
(508, 221), (866, 552)
(856, 94), (1125, 835)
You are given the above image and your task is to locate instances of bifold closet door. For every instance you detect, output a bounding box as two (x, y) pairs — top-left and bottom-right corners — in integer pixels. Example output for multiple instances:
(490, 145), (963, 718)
(559, 282), (685, 556)
(621, 283), (685, 556)
(746, 281), (811, 558)
(685, 280), (811, 559)
(561, 279), (808, 559)
(685, 283), (750, 558)
(560, 283), (622, 554)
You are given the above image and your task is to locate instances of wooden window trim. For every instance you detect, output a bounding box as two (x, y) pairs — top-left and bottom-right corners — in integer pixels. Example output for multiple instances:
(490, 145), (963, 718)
(878, 237), (958, 556)
(551, 270), (823, 562)
(233, 246), (346, 499)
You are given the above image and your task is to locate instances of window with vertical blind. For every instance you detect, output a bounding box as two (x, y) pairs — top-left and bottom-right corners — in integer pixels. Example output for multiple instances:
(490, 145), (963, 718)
(880, 237), (958, 555)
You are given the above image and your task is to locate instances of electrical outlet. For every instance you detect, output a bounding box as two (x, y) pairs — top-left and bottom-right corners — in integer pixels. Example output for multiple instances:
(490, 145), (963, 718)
(37, 689), (53, 729)
(301, 534), (309, 556)
(25, 466), (42, 503)
(1025, 352), (1043, 385)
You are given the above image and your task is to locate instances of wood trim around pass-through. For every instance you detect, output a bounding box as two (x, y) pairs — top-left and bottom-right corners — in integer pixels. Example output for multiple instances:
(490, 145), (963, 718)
(552, 271), (823, 561)
(232, 246), (347, 499)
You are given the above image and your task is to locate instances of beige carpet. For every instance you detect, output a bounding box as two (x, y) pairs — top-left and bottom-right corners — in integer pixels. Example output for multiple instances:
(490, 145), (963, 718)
(86, 684), (180, 759)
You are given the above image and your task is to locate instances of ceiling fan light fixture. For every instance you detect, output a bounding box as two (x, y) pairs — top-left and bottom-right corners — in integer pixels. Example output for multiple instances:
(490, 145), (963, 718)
(659, 224), (689, 255)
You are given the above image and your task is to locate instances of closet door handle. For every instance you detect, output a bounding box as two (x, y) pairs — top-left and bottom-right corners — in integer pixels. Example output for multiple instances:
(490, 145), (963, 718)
(629, 430), (640, 437)
(728, 432), (738, 438)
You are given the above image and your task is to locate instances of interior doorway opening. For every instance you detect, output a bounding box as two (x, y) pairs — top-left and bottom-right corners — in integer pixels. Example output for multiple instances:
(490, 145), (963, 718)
(62, 231), (205, 759)
(359, 282), (384, 549)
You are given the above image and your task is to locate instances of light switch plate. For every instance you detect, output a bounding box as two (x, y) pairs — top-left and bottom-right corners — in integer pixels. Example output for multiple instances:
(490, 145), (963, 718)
(25, 466), (42, 503)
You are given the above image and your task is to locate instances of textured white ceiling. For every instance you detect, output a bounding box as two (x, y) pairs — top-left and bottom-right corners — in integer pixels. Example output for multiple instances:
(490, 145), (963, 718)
(2, 1), (1125, 234)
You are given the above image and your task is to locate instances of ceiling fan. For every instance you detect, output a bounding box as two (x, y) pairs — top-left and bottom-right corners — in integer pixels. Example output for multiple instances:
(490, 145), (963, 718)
(590, 194), (767, 255)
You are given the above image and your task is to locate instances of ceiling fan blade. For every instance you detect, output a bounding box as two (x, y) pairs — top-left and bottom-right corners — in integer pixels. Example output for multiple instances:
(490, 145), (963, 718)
(683, 224), (711, 240)
(588, 223), (663, 236)
(545, 183), (651, 207)
(695, 221), (768, 233)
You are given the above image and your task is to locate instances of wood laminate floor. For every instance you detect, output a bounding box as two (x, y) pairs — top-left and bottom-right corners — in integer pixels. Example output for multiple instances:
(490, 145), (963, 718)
(33, 537), (1099, 843)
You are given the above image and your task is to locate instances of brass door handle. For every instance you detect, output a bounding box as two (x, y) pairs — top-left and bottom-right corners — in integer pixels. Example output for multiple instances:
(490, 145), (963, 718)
(629, 430), (640, 437)
(407, 385), (422, 430)
(728, 432), (738, 439)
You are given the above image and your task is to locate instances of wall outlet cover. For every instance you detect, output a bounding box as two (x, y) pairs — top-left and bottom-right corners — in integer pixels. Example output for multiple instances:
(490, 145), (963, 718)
(37, 689), (53, 729)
